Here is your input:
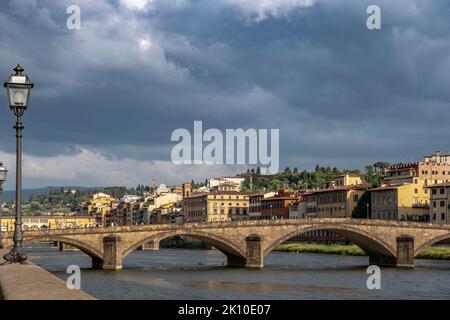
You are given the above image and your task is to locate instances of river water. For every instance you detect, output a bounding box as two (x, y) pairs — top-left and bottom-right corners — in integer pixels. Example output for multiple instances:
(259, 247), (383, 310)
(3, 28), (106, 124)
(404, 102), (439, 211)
(26, 244), (450, 300)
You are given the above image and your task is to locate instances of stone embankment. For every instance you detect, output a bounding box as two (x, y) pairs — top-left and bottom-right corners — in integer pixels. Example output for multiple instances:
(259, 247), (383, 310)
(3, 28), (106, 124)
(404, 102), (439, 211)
(0, 249), (94, 300)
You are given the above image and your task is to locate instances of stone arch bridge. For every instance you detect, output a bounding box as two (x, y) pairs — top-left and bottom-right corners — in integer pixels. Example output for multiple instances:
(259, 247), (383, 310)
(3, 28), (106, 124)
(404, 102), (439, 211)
(3, 218), (450, 269)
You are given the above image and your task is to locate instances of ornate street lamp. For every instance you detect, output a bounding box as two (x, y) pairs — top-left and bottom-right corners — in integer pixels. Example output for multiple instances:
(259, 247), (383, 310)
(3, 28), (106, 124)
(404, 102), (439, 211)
(2, 65), (34, 264)
(0, 162), (7, 249)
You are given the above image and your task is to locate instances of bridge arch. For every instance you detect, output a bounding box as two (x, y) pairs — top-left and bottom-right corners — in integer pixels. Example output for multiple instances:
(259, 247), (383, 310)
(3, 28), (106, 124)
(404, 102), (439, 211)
(121, 230), (246, 263)
(264, 224), (397, 261)
(414, 232), (450, 256)
(21, 236), (103, 262)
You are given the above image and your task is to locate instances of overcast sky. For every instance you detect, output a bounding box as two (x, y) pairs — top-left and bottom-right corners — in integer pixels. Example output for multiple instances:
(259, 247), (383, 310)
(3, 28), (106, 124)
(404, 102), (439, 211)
(0, 0), (449, 190)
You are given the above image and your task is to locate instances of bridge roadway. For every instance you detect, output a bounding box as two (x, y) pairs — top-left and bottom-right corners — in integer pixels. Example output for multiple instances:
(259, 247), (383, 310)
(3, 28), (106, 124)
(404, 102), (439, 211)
(3, 218), (450, 269)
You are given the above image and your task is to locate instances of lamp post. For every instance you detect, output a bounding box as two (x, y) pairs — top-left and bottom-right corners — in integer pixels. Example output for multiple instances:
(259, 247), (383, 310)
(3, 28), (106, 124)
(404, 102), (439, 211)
(0, 162), (7, 249)
(3, 65), (34, 264)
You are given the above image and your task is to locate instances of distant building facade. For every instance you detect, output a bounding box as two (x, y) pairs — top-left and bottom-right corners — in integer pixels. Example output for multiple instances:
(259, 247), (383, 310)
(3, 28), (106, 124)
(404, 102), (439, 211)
(183, 191), (251, 222)
(424, 150), (450, 165)
(370, 184), (429, 221)
(82, 192), (117, 227)
(369, 151), (450, 221)
(248, 192), (276, 217)
(0, 215), (96, 232)
(428, 183), (450, 225)
(261, 190), (299, 219)
(305, 185), (367, 219)
(207, 177), (245, 190)
(288, 200), (307, 219)
(323, 173), (362, 189)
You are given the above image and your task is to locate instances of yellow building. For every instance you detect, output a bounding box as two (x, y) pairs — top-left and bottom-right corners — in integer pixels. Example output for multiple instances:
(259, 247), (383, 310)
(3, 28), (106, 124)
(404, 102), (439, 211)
(385, 160), (450, 187)
(370, 151), (450, 222)
(0, 215), (96, 232)
(146, 193), (182, 212)
(321, 173), (363, 190)
(183, 191), (251, 222)
(334, 173), (362, 187)
(370, 183), (429, 221)
(84, 192), (117, 226)
(305, 185), (367, 218)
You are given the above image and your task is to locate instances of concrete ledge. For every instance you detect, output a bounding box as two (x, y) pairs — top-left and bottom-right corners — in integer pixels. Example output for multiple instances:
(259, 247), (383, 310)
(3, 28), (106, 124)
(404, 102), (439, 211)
(0, 249), (95, 300)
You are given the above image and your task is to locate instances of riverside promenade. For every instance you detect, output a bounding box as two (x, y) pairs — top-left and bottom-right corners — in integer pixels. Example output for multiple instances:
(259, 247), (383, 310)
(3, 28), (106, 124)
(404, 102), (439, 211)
(0, 249), (94, 300)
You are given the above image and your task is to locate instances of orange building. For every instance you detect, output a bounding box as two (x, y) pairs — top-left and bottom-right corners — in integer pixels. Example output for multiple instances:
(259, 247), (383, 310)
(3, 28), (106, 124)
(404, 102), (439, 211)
(261, 190), (300, 219)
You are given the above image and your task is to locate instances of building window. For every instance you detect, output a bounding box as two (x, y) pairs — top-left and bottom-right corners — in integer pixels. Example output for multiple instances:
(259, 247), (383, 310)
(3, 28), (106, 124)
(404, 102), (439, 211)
(441, 213), (445, 220)
(440, 201), (445, 207)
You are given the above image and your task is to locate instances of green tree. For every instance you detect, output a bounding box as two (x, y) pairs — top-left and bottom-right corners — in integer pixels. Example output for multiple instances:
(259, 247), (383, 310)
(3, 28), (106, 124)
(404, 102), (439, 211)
(352, 191), (371, 219)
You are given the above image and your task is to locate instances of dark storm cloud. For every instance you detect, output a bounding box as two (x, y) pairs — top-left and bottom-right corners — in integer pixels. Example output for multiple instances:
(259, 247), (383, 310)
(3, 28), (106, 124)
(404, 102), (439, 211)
(0, 0), (449, 188)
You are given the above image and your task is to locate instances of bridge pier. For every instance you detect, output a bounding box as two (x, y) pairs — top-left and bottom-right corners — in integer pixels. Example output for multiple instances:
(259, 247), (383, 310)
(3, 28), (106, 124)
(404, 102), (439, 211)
(368, 236), (415, 268)
(395, 236), (415, 267)
(245, 234), (264, 268)
(225, 235), (264, 268)
(137, 240), (160, 251)
(100, 235), (122, 270)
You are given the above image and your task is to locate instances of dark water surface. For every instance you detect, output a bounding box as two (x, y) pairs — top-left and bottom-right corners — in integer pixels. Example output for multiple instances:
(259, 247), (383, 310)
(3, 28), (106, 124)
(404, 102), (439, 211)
(26, 244), (450, 300)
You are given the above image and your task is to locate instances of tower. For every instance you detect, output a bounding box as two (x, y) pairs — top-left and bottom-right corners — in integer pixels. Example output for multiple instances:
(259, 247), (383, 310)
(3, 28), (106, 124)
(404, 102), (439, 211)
(182, 183), (191, 198)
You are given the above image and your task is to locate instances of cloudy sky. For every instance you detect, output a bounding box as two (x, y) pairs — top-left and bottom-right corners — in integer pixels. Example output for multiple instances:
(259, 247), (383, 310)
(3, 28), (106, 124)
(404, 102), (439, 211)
(0, 0), (449, 190)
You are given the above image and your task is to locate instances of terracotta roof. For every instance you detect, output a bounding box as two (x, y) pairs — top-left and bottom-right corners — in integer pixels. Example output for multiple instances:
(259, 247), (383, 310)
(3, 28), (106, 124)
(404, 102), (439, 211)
(369, 186), (399, 191)
(368, 183), (414, 191)
(209, 191), (254, 195)
(247, 192), (270, 196)
(262, 196), (299, 201)
(184, 193), (209, 199)
(308, 184), (368, 194)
